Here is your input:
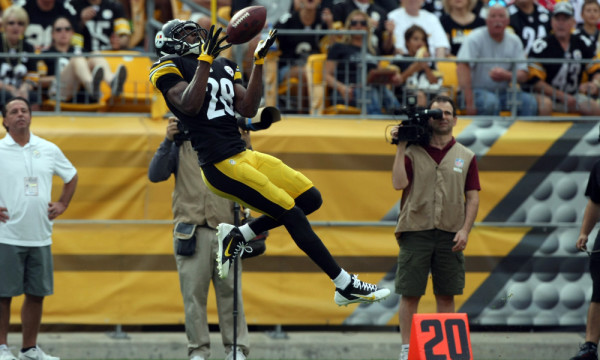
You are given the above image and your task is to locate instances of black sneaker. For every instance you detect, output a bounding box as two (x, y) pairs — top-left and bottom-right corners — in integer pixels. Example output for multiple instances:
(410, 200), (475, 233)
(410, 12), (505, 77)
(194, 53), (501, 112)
(216, 223), (247, 279)
(571, 342), (598, 360)
(241, 232), (267, 260)
(334, 274), (391, 306)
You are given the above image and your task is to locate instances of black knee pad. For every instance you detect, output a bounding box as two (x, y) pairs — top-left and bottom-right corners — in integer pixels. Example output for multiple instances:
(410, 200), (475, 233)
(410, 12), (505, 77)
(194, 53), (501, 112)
(295, 187), (322, 215)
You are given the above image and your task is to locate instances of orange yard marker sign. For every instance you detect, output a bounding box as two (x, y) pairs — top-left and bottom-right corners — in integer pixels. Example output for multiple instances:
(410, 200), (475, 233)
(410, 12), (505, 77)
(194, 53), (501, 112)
(408, 313), (473, 360)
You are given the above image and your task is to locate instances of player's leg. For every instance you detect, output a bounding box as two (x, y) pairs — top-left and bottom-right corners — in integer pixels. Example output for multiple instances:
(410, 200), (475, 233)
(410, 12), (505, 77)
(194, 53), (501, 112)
(203, 151), (390, 304)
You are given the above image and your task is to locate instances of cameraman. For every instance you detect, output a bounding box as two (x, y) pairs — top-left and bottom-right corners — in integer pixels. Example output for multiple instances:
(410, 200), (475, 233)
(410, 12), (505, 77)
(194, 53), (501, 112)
(390, 95), (480, 360)
(148, 117), (265, 360)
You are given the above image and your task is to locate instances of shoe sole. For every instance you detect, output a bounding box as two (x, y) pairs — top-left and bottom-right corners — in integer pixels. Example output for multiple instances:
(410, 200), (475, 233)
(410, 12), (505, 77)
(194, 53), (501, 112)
(112, 66), (127, 98)
(334, 288), (391, 306)
(216, 223), (235, 279)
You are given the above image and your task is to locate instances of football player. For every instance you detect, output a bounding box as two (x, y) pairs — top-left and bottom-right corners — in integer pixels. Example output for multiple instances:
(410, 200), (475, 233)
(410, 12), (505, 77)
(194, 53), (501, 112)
(149, 20), (390, 306)
(528, 1), (600, 115)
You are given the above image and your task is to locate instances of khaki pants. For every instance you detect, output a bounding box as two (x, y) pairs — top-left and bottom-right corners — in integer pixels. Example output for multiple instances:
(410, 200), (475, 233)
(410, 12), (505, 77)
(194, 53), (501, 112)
(174, 226), (249, 359)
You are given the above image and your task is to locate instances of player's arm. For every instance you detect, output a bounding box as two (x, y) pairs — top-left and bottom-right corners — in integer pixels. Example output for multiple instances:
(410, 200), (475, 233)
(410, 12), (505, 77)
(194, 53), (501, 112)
(234, 29), (277, 118)
(577, 199), (600, 251)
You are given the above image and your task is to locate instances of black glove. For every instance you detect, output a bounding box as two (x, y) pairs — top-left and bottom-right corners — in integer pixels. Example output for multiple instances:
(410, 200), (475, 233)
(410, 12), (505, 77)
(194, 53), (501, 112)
(197, 25), (232, 64)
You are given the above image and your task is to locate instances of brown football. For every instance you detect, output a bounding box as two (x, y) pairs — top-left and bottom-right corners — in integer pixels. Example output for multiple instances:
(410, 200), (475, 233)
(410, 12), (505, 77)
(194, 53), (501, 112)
(226, 5), (267, 44)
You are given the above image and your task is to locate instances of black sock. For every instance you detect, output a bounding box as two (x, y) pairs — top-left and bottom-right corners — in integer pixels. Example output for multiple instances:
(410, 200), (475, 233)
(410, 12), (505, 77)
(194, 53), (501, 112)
(279, 206), (341, 279)
(21, 346), (36, 353)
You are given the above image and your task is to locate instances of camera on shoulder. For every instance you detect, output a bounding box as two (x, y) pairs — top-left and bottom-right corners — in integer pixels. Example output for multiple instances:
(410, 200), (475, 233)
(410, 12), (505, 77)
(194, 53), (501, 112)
(392, 94), (443, 145)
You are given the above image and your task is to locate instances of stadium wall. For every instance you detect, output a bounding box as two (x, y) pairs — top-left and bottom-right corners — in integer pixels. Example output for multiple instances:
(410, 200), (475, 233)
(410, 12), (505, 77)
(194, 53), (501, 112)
(4, 114), (598, 327)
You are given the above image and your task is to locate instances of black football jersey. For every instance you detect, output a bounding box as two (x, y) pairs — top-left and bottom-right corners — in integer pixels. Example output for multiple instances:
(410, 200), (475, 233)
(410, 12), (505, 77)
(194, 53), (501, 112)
(150, 55), (246, 165)
(15, 0), (78, 50)
(440, 14), (486, 56)
(574, 23), (599, 53)
(528, 33), (600, 94)
(0, 37), (38, 87)
(274, 11), (326, 64)
(508, 3), (551, 55)
(72, 0), (127, 51)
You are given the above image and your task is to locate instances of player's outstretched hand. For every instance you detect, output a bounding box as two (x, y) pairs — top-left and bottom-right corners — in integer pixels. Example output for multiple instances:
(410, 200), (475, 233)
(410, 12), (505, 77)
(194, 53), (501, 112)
(254, 29), (277, 65)
(198, 25), (232, 64)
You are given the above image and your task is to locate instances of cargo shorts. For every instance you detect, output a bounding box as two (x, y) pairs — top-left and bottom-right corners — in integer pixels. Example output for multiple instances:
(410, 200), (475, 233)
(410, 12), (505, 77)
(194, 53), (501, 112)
(395, 229), (465, 297)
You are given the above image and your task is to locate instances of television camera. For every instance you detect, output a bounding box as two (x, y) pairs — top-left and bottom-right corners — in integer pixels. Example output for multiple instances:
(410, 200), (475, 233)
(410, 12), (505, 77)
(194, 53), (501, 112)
(391, 96), (443, 145)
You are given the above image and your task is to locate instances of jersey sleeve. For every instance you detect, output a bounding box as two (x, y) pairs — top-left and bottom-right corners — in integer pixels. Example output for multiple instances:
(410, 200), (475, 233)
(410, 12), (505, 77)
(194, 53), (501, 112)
(149, 58), (185, 95)
(586, 160), (600, 204)
(527, 38), (548, 84)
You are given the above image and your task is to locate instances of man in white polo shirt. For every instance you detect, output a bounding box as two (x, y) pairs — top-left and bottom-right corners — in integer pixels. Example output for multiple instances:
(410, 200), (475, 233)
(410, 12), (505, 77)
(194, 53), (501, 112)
(0, 97), (78, 360)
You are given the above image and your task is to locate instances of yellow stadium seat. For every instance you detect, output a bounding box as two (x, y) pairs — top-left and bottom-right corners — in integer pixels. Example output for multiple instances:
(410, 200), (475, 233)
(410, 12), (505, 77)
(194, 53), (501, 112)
(99, 51), (155, 112)
(305, 53), (361, 115)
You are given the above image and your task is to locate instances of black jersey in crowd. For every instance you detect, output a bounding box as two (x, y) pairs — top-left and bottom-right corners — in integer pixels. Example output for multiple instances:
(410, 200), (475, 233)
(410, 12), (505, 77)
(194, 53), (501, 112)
(71, 0), (127, 51)
(528, 33), (600, 95)
(508, 2), (551, 55)
(440, 14), (485, 56)
(15, 0), (78, 50)
(274, 11), (326, 66)
(0, 36), (37, 87)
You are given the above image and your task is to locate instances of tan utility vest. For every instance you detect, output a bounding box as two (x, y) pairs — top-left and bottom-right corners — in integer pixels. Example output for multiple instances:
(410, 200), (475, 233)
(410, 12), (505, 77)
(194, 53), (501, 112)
(172, 141), (235, 228)
(395, 142), (474, 238)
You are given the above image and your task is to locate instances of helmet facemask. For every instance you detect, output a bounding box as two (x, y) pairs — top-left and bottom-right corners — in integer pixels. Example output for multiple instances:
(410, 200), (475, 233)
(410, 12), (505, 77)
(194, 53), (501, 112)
(155, 20), (209, 57)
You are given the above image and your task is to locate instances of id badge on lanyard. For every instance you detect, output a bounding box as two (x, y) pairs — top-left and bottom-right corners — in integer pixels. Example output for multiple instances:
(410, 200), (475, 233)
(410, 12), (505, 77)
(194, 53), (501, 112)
(24, 177), (39, 196)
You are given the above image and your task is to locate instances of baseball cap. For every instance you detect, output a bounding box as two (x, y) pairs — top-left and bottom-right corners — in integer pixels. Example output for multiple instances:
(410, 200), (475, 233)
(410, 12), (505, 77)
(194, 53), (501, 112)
(114, 18), (131, 35)
(553, 2), (574, 17)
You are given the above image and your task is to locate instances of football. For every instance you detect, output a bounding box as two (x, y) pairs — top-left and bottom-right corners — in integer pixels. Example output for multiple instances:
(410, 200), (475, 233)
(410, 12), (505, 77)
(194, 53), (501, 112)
(226, 5), (267, 44)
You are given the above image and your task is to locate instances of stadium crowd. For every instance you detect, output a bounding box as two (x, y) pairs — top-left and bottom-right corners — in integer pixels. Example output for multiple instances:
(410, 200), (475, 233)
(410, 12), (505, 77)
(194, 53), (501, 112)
(0, 0), (596, 114)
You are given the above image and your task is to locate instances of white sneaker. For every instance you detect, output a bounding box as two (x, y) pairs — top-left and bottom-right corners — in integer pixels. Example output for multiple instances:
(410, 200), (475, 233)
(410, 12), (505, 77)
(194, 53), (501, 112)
(225, 346), (246, 360)
(190, 356), (205, 360)
(18, 346), (59, 360)
(399, 344), (409, 360)
(0, 347), (17, 360)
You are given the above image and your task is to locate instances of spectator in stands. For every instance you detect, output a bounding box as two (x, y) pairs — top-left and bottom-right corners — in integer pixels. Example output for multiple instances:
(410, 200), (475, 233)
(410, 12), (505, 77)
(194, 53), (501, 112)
(331, 0), (395, 55)
(440, 0), (486, 56)
(72, 0), (130, 52)
(16, 0), (80, 51)
(574, 0), (600, 53)
(108, 18), (132, 50)
(39, 16), (127, 103)
(456, 3), (539, 116)
(0, 6), (40, 110)
(388, 0), (450, 57)
(528, 2), (600, 115)
(274, 0), (331, 112)
(394, 25), (444, 106)
(325, 10), (401, 114)
(508, 0), (551, 55)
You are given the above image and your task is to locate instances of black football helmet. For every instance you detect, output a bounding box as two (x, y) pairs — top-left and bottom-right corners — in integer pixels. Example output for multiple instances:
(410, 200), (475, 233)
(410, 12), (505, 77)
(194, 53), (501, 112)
(154, 19), (208, 57)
